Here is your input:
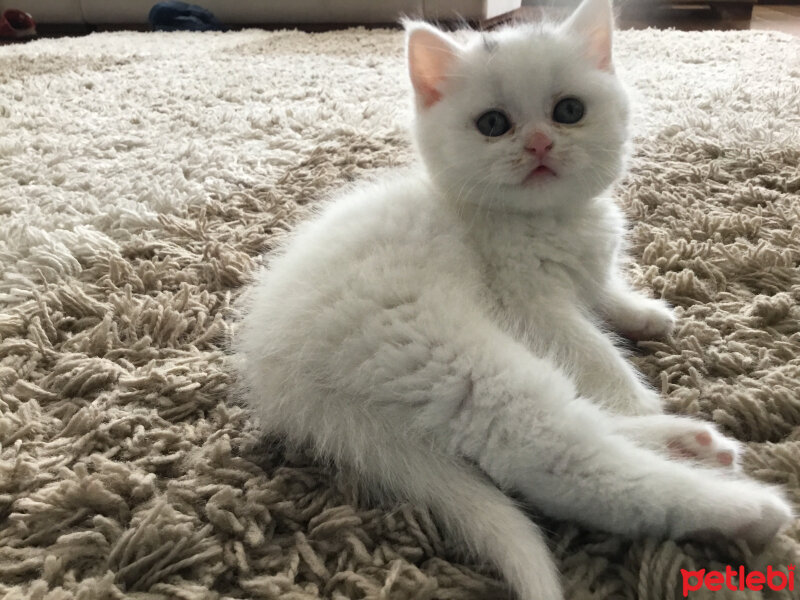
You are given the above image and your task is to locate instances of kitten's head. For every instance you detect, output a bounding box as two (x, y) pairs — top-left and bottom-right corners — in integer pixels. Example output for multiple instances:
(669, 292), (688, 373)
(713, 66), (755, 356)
(406, 0), (629, 214)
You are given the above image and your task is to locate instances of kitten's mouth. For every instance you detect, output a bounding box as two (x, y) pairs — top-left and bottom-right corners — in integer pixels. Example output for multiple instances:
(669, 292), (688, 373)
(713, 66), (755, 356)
(523, 165), (557, 184)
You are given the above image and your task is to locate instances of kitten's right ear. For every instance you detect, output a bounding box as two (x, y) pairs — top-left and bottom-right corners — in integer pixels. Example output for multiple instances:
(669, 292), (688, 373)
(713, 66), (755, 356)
(404, 21), (462, 109)
(561, 0), (614, 72)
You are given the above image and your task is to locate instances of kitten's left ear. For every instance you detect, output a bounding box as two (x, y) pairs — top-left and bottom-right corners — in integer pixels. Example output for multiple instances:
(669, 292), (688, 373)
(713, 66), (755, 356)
(562, 0), (614, 72)
(404, 21), (463, 108)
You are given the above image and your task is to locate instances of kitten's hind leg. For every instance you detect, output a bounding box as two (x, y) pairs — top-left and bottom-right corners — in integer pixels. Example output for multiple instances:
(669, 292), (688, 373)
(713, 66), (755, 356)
(441, 353), (792, 548)
(612, 414), (740, 469)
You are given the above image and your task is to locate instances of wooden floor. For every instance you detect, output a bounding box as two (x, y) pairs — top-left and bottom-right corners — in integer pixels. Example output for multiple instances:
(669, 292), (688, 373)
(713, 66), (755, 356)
(750, 4), (800, 34)
(2, 4), (800, 44)
(620, 4), (800, 34)
(510, 4), (800, 35)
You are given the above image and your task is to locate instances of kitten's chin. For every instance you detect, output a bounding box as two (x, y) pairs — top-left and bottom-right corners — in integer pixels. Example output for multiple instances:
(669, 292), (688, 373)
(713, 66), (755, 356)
(522, 165), (558, 185)
(430, 166), (608, 216)
(443, 180), (588, 216)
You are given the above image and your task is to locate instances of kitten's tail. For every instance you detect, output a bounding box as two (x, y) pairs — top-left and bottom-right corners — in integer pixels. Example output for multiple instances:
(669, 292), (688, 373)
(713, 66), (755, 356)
(362, 442), (563, 600)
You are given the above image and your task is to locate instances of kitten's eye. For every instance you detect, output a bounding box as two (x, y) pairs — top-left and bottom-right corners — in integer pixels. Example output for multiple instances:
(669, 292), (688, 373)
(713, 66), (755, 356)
(475, 110), (512, 137)
(553, 97), (584, 124)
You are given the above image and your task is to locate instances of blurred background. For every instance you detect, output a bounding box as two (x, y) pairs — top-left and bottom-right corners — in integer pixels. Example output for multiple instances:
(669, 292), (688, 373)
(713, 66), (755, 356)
(0, 0), (798, 39)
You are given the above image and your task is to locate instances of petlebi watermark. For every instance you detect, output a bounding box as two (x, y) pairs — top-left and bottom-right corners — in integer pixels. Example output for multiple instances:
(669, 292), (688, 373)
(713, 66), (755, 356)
(681, 565), (796, 597)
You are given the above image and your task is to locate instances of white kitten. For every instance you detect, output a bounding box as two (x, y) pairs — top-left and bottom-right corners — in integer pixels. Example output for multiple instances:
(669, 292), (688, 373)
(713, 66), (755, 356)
(235, 1), (793, 598)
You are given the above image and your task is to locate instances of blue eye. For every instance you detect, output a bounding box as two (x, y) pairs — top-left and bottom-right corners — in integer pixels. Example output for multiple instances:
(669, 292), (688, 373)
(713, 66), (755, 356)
(476, 110), (512, 137)
(553, 97), (584, 124)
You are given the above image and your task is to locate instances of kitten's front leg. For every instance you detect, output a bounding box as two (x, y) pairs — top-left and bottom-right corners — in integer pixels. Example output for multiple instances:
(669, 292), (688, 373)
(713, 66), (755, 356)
(599, 274), (676, 342)
(528, 304), (661, 415)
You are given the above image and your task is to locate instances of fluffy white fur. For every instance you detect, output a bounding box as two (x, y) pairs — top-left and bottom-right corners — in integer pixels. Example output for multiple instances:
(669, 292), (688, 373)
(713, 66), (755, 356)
(235, 1), (793, 598)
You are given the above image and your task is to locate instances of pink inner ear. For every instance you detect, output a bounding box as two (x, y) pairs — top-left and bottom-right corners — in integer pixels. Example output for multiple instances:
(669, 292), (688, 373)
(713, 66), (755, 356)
(419, 86), (442, 108)
(587, 27), (613, 72)
(409, 53), (444, 108)
(562, 0), (615, 72)
(408, 29), (458, 108)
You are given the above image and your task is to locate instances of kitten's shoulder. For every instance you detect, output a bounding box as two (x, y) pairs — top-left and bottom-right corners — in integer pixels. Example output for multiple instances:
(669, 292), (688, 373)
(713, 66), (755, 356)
(257, 168), (477, 305)
(292, 168), (451, 245)
(324, 168), (439, 219)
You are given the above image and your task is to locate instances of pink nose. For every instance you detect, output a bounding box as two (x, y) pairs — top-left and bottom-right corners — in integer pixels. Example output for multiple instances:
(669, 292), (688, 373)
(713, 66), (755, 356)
(525, 131), (553, 159)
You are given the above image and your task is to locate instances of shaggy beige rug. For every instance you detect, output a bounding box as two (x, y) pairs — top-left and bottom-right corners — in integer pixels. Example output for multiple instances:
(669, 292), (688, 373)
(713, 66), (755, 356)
(1, 27), (799, 600)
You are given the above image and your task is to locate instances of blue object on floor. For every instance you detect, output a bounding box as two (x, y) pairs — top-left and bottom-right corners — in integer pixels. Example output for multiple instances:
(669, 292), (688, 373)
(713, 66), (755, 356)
(149, 2), (227, 32)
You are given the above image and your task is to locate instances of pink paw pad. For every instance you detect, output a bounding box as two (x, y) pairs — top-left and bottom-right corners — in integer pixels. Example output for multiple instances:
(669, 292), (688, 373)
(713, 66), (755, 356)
(716, 452), (734, 466)
(667, 426), (740, 469)
(695, 432), (712, 446)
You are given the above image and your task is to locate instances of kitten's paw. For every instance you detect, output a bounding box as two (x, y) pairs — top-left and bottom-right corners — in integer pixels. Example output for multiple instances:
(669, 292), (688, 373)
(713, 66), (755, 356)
(616, 298), (675, 341)
(735, 491), (795, 548)
(615, 415), (739, 469)
(680, 483), (793, 550)
(665, 423), (739, 469)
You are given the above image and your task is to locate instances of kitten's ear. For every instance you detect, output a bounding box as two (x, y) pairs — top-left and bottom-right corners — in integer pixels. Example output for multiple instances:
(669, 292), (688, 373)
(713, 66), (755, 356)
(562, 0), (614, 72)
(404, 21), (462, 108)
